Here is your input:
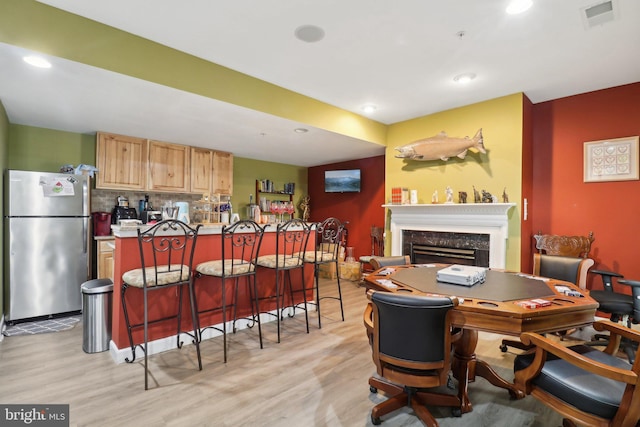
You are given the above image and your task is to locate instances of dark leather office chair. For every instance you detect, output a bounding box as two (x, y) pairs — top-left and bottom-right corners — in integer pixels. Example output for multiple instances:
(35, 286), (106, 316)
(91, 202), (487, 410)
(121, 219), (202, 390)
(363, 291), (461, 426)
(501, 232), (594, 352)
(586, 271), (638, 363)
(514, 320), (640, 427)
(302, 217), (346, 328)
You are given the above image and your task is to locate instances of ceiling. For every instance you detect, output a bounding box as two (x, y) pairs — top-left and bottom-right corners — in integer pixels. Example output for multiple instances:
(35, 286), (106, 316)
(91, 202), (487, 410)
(2, 0), (639, 167)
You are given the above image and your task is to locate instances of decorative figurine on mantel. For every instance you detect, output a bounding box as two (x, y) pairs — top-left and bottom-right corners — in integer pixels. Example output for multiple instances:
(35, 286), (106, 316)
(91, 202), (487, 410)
(431, 190), (439, 204)
(502, 187), (509, 203)
(473, 186), (481, 203)
(458, 191), (468, 203)
(481, 190), (494, 203)
(445, 186), (454, 204)
(299, 195), (310, 222)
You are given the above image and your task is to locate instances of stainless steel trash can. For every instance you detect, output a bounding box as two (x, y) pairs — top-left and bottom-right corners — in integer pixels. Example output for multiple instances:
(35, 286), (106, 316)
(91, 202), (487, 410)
(81, 278), (113, 353)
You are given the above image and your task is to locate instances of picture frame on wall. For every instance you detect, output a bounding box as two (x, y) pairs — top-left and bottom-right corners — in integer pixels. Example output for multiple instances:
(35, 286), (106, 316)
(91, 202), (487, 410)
(583, 136), (639, 183)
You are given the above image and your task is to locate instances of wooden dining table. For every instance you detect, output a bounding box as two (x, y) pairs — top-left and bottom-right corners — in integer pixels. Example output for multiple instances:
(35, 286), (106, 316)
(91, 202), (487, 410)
(363, 263), (599, 413)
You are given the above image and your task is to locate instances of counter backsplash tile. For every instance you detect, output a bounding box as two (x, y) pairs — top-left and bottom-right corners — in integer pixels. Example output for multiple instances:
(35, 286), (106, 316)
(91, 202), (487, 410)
(91, 190), (202, 215)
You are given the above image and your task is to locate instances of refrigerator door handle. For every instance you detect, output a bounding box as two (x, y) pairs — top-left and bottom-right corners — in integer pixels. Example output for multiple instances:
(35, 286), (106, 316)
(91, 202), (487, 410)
(83, 218), (88, 254)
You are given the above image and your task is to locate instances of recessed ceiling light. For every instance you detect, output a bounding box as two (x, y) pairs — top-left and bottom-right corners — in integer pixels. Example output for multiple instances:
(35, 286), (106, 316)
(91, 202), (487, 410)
(294, 128), (308, 133)
(506, 0), (533, 15)
(361, 104), (377, 114)
(294, 25), (325, 43)
(23, 55), (51, 68)
(453, 73), (476, 84)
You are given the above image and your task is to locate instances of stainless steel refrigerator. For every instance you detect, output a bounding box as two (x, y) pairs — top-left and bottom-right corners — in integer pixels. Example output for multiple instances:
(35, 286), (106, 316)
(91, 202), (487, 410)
(4, 170), (91, 322)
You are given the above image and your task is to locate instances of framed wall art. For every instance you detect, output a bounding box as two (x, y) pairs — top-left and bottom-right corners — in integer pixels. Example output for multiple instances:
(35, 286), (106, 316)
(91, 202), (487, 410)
(583, 136), (639, 183)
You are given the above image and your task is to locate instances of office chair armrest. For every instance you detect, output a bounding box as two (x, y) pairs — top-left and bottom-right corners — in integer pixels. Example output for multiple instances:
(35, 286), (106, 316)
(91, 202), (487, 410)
(591, 269), (624, 278)
(618, 278), (640, 288)
(517, 329), (637, 386)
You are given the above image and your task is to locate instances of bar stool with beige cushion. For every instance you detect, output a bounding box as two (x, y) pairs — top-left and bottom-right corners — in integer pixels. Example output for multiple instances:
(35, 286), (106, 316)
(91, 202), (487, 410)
(255, 218), (312, 343)
(301, 217), (346, 328)
(121, 219), (202, 390)
(193, 220), (265, 363)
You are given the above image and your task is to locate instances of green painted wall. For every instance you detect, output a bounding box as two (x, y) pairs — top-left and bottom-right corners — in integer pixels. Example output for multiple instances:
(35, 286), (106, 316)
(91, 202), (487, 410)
(6, 124), (308, 220)
(0, 101), (8, 320)
(386, 94), (524, 271)
(233, 157), (308, 219)
(8, 125), (95, 172)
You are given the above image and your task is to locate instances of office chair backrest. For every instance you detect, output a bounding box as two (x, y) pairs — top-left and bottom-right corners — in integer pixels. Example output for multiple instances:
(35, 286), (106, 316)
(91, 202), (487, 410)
(371, 292), (456, 367)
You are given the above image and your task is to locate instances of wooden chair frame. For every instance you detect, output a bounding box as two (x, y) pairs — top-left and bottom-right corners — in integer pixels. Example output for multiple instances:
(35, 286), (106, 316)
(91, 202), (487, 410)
(363, 291), (461, 426)
(514, 321), (640, 427)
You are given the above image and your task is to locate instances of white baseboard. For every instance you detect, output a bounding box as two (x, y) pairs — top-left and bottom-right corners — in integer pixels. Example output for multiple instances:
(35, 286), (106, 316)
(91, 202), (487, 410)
(109, 309), (280, 364)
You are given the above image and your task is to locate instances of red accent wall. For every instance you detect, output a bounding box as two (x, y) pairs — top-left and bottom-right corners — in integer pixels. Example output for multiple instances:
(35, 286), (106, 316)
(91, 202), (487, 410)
(531, 82), (640, 291)
(308, 155), (385, 259)
(521, 96), (534, 272)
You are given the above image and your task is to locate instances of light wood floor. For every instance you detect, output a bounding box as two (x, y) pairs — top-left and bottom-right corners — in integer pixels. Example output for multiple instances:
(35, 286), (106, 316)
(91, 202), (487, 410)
(0, 278), (564, 426)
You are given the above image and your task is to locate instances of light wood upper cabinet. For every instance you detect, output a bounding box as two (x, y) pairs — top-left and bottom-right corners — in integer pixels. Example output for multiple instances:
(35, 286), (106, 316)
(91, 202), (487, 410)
(147, 140), (190, 192)
(96, 133), (147, 190)
(212, 151), (233, 195)
(190, 147), (214, 195)
(96, 132), (233, 194)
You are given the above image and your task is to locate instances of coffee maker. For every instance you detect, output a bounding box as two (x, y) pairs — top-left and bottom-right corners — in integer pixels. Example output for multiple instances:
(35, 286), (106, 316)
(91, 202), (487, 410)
(111, 196), (138, 224)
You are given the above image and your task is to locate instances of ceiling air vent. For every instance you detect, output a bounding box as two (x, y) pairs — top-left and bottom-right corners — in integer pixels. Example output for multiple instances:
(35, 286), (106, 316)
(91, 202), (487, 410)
(582, 0), (616, 29)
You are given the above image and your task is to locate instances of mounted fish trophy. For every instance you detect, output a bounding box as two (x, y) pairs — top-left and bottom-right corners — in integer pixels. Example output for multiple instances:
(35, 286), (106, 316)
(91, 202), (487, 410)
(395, 128), (486, 161)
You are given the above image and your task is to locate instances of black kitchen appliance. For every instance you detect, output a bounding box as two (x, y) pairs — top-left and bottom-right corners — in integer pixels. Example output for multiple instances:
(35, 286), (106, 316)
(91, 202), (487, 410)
(140, 210), (161, 224)
(112, 206), (138, 224)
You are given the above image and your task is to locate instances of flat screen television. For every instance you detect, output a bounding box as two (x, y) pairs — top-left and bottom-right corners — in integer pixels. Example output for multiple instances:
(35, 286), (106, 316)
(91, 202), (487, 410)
(325, 169), (361, 193)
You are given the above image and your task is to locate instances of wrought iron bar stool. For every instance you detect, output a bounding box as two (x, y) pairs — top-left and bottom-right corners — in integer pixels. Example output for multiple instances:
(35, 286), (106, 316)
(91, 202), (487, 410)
(193, 220), (265, 362)
(301, 217), (346, 328)
(121, 219), (202, 390)
(255, 218), (312, 343)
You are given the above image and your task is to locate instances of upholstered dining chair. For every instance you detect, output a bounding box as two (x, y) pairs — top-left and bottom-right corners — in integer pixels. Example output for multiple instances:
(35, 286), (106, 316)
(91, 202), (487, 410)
(532, 232), (595, 290)
(121, 219), (202, 390)
(501, 232), (595, 352)
(369, 255), (411, 271)
(255, 218), (312, 343)
(363, 291), (462, 426)
(514, 320), (640, 427)
(359, 226), (385, 276)
(193, 220), (265, 362)
(302, 217), (346, 328)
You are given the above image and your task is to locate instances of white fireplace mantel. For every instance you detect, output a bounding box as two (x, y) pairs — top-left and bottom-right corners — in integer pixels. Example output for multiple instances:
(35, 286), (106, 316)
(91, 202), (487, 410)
(384, 203), (516, 269)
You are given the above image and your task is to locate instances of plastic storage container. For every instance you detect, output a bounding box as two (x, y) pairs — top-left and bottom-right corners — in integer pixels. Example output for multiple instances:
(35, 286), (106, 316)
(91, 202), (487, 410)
(81, 278), (113, 353)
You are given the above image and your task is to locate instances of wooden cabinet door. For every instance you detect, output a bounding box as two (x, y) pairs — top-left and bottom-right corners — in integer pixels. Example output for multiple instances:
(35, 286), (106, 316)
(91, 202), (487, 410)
(190, 147), (213, 195)
(97, 239), (115, 282)
(96, 133), (147, 190)
(212, 151), (233, 195)
(148, 140), (190, 192)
